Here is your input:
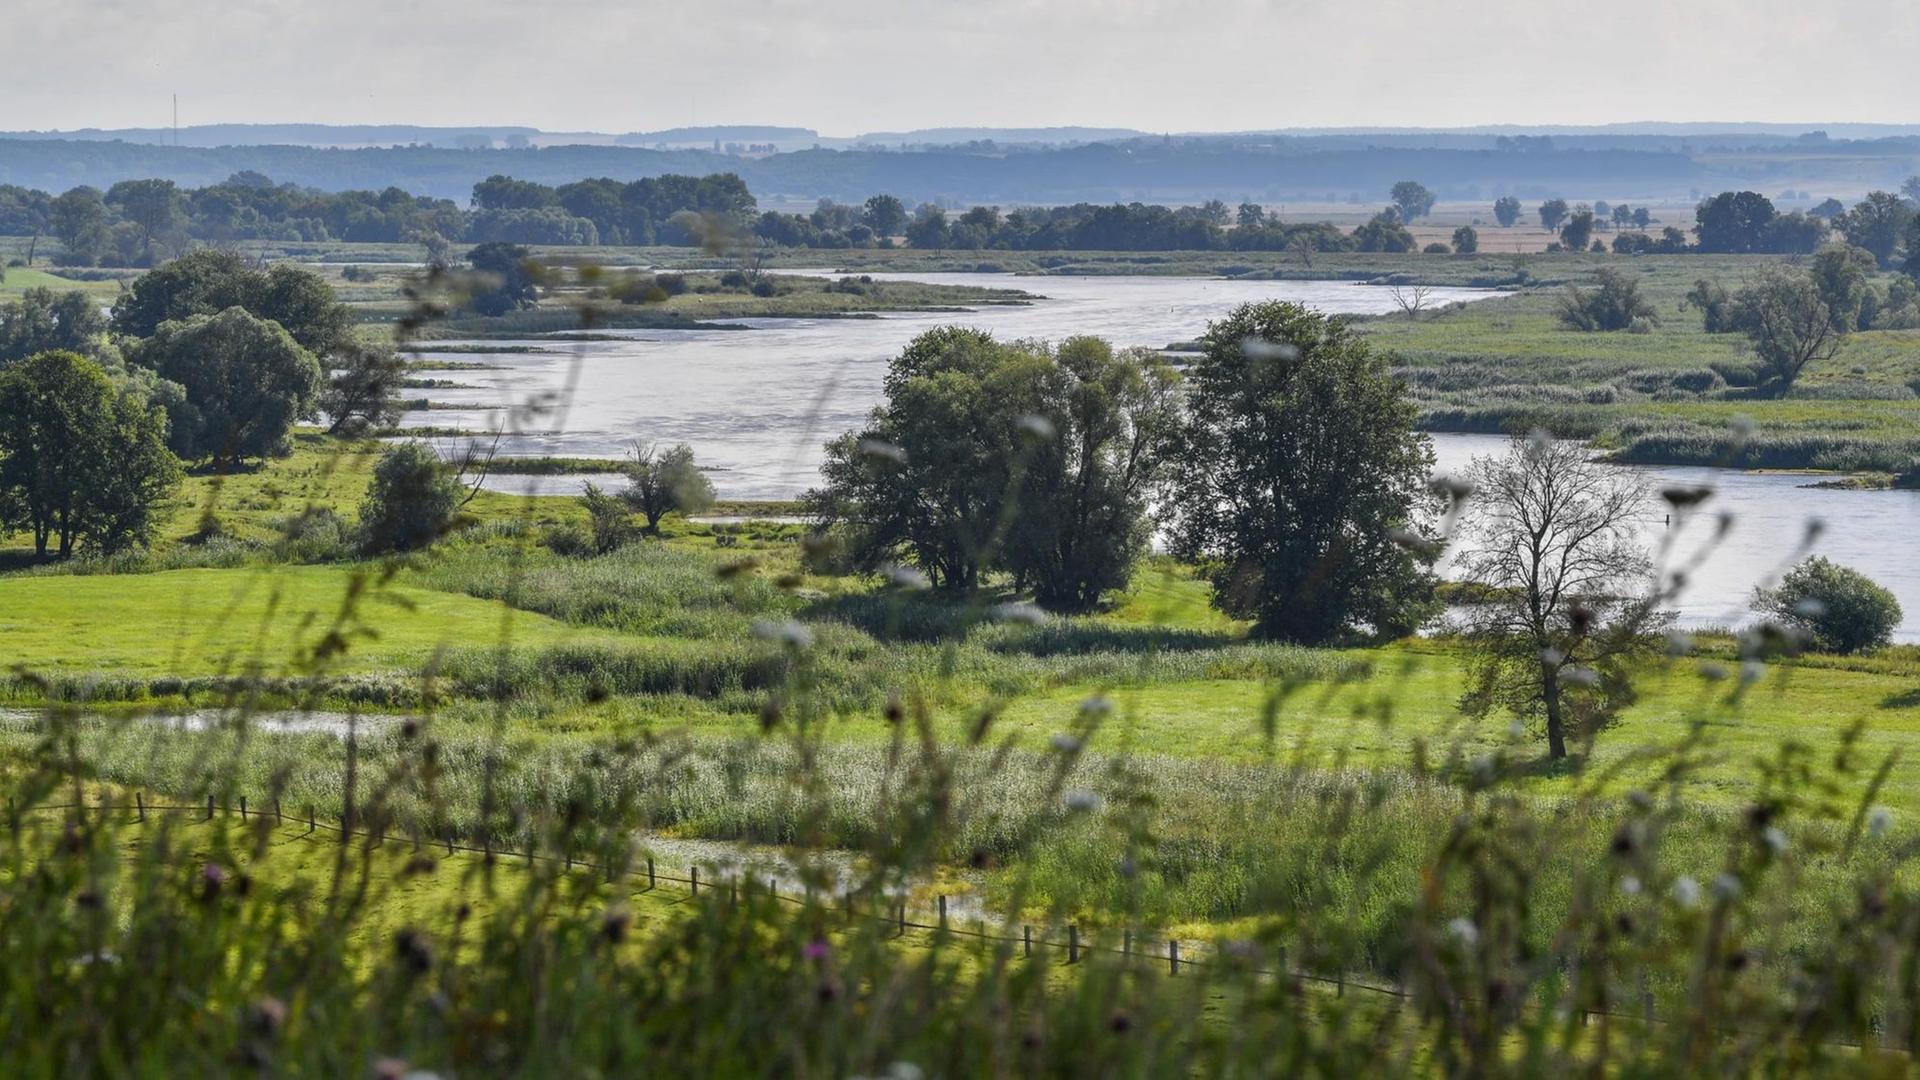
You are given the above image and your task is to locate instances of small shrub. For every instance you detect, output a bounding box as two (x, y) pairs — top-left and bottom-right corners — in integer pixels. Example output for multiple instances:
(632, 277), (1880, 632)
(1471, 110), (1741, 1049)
(1557, 268), (1657, 332)
(1754, 557), (1903, 653)
(360, 442), (464, 553)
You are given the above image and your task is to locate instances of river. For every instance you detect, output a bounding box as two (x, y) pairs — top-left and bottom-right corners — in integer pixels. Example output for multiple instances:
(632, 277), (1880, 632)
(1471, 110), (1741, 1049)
(403, 271), (1920, 641)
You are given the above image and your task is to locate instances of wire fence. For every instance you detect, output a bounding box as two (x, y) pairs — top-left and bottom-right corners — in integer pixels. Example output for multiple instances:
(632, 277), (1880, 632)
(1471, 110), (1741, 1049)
(4, 791), (1893, 1052)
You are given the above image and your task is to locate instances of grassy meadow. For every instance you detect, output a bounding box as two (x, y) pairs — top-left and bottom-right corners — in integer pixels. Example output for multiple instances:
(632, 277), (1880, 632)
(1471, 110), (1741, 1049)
(7, 243), (1920, 1070)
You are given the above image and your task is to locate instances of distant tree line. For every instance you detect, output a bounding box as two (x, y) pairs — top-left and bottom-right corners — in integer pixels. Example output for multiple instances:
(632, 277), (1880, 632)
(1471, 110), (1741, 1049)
(0, 172), (758, 266)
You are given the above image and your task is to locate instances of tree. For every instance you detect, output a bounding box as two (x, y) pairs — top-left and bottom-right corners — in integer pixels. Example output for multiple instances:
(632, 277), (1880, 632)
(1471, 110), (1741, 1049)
(1728, 267), (1845, 394)
(1236, 202), (1266, 229)
(464, 242), (540, 315)
(1610, 204), (1633, 229)
(0, 350), (179, 557)
(1451, 226), (1479, 253)
(1631, 207), (1653, 230)
(1493, 196), (1523, 227)
(48, 187), (110, 266)
(578, 483), (635, 554)
(861, 194), (908, 237)
(904, 206), (950, 249)
(1457, 436), (1665, 760)
(1694, 191), (1778, 253)
(1806, 243), (1879, 331)
(1352, 212), (1415, 252)
(1838, 191), (1914, 268)
(1558, 209), (1596, 253)
(127, 307), (322, 462)
(811, 330), (1169, 608)
(1755, 557), (1902, 654)
(104, 179), (183, 263)
(360, 441), (465, 553)
(1537, 199), (1570, 232)
(0, 288), (106, 363)
(1390, 181), (1436, 223)
(109, 250), (353, 354)
(620, 443), (715, 533)
(1001, 337), (1180, 611)
(1557, 268), (1657, 331)
(1167, 301), (1438, 642)
(319, 343), (408, 435)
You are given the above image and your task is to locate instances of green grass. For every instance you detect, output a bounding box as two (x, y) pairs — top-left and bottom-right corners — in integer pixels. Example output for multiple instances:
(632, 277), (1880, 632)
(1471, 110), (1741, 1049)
(0, 265), (125, 298)
(0, 563), (611, 680)
(1351, 254), (1920, 468)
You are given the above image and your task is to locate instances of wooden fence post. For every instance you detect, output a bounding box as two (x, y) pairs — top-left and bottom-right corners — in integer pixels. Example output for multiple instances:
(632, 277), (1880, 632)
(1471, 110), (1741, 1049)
(897, 903), (906, 937)
(135, 791), (145, 823)
(647, 858), (656, 890)
(239, 796), (247, 820)
(937, 894), (947, 928)
(205, 794), (214, 820)
(1123, 929), (1132, 960)
(1169, 939), (1179, 975)
(690, 866), (699, 896)
(274, 799), (283, 824)
(308, 806), (316, 833)
(1069, 925), (1079, 964)
(1023, 925), (1032, 958)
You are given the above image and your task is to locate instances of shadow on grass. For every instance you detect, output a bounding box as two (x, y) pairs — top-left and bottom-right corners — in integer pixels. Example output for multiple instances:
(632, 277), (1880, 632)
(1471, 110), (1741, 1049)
(1881, 688), (1920, 710)
(803, 590), (1242, 654)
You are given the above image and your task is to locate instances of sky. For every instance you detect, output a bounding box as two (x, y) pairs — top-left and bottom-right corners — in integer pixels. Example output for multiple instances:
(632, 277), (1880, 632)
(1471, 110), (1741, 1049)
(4, 0), (1918, 136)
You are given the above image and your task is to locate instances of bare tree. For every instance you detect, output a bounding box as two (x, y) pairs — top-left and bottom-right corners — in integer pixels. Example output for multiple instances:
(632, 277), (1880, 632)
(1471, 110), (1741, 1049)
(1454, 436), (1668, 759)
(1389, 284), (1434, 318)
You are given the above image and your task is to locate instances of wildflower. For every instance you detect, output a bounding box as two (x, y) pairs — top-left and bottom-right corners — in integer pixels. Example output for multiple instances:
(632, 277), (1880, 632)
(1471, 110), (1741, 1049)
(1016, 414), (1055, 439)
(1712, 873), (1742, 901)
(1868, 806), (1893, 839)
(1240, 336), (1299, 362)
(990, 601), (1047, 625)
(750, 619), (813, 649)
(1671, 876), (1702, 908)
(883, 564), (930, 590)
(1447, 917), (1479, 946)
(804, 938), (831, 962)
(1064, 789), (1102, 813)
(857, 438), (906, 463)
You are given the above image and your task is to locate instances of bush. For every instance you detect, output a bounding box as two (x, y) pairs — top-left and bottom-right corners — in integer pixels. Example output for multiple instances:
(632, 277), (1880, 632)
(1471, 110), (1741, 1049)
(360, 442), (465, 553)
(1556, 268), (1657, 332)
(1754, 557), (1902, 653)
(1422, 243), (1451, 254)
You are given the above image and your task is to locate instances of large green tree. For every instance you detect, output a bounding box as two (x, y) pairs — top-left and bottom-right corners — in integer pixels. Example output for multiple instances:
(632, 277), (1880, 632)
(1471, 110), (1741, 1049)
(110, 250), (353, 354)
(127, 307), (322, 462)
(0, 350), (179, 557)
(810, 328), (1172, 609)
(1166, 301), (1438, 642)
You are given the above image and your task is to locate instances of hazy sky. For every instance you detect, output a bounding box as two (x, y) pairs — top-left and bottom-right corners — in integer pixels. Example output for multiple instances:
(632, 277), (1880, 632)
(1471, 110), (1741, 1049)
(5, 0), (1918, 135)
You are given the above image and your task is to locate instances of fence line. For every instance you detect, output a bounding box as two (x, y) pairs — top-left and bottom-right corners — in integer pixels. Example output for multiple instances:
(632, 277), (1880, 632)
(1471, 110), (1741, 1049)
(2, 792), (1891, 1050)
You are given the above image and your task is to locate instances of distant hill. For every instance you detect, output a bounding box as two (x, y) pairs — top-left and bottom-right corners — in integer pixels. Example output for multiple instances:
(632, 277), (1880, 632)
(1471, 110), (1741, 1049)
(851, 127), (1152, 146)
(0, 128), (1913, 205)
(615, 126), (818, 147)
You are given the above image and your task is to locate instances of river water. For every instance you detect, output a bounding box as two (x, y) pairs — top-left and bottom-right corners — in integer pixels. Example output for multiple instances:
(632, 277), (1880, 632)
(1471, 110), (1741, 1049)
(404, 272), (1920, 640)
